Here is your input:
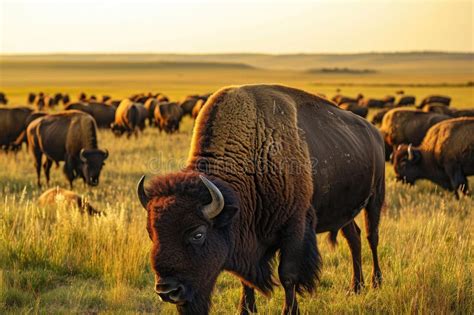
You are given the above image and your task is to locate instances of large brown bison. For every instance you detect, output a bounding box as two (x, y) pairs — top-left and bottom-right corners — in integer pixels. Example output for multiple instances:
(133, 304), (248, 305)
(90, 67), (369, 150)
(0, 107), (34, 150)
(339, 102), (368, 118)
(154, 102), (183, 133)
(396, 95), (416, 107)
(65, 102), (116, 128)
(38, 187), (102, 216)
(137, 85), (385, 314)
(27, 110), (108, 188)
(393, 117), (474, 199)
(418, 95), (451, 108)
(380, 108), (451, 161)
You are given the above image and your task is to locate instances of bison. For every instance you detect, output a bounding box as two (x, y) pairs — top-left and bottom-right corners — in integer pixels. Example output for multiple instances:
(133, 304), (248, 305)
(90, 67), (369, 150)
(0, 107), (34, 151)
(396, 95), (416, 107)
(10, 111), (48, 151)
(137, 84), (385, 314)
(38, 187), (103, 216)
(418, 95), (451, 108)
(422, 104), (474, 118)
(154, 102), (183, 133)
(393, 117), (474, 199)
(339, 102), (368, 118)
(27, 110), (108, 188)
(0, 92), (8, 105)
(65, 102), (116, 128)
(379, 108), (451, 161)
(332, 93), (364, 105)
(180, 96), (200, 117)
(111, 99), (142, 137)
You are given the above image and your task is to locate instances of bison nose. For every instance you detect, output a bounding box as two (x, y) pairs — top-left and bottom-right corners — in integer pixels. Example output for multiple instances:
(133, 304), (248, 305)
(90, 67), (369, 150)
(155, 278), (187, 304)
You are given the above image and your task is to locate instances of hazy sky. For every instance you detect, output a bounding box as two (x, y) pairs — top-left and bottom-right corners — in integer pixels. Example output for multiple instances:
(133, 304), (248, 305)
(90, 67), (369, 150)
(1, 0), (472, 54)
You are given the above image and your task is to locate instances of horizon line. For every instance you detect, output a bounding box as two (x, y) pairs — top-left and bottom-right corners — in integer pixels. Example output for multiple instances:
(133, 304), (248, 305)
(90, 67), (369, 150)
(1, 50), (473, 57)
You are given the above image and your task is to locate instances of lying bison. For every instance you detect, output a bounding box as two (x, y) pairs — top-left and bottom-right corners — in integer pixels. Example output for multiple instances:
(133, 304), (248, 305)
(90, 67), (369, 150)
(38, 187), (103, 216)
(27, 110), (108, 188)
(137, 84), (385, 314)
(380, 108), (451, 161)
(393, 117), (474, 199)
(154, 102), (183, 133)
(0, 107), (34, 151)
(339, 102), (368, 118)
(418, 95), (451, 108)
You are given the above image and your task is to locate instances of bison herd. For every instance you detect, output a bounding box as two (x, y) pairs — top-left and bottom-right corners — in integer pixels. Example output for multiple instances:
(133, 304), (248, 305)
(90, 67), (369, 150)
(0, 85), (473, 314)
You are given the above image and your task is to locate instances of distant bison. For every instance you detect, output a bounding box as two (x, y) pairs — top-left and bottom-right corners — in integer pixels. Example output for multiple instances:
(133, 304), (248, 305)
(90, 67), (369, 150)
(0, 107), (34, 151)
(0, 92), (8, 105)
(65, 102), (116, 128)
(422, 104), (474, 118)
(371, 108), (391, 125)
(332, 93), (363, 105)
(38, 187), (103, 216)
(154, 102), (183, 133)
(27, 110), (108, 187)
(393, 117), (474, 199)
(358, 98), (386, 108)
(111, 99), (145, 137)
(396, 96), (416, 107)
(379, 108), (451, 161)
(339, 102), (368, 118)
(137, 84), (385, 314)
(418, 95), (451, 108)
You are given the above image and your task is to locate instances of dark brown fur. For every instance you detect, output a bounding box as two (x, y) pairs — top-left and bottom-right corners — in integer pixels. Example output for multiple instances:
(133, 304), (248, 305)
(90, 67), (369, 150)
(0, 107), (34, 150)
(393, 117), (474, 198)
(154, 102), (183, 134)
(142, 84), (385, 314)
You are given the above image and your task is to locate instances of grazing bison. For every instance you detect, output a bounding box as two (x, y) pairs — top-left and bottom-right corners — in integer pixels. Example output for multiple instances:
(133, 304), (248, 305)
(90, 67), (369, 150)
(359, 98), (386, 108)
(0, 92), (8, 105)
(393, 117), (474, 199)
(27, 110), (108, 188)
(396, 95), (416, 107)
(422, 104), (474, 118)
(380, 108), (450, 161)
(154, 102), (183, 133)
(111, 99), (141, 137)
(137, 84), (385, 314)
(371, 108), (391, 125)
(332, 93), (364, 105)
(339, 102), (368, 118)
(0, 107), (34, 150)
(418, 95), (451, 108)
(38, 187), (103, 216)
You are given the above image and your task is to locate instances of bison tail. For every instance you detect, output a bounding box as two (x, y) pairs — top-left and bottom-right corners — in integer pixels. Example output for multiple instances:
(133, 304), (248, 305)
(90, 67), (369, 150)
(296, 222), (322, 295)
(327, 230), (338, 248)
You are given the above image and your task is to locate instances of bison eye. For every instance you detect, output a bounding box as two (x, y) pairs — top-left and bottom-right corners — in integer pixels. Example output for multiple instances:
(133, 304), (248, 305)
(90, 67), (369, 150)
(188, 226), (207, 245)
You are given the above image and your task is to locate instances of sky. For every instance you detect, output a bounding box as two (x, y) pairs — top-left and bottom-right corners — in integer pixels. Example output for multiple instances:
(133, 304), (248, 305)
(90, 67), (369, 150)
(0, 0), (472, 54)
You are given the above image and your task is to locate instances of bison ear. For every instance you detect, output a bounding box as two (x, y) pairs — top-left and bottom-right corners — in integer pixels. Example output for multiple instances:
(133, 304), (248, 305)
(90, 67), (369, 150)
(213, 205), (238, 229)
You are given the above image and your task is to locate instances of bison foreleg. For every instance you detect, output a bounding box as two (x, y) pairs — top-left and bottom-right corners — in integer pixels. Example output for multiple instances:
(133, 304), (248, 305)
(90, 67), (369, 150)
(33, 150), (43, 187)
(239, 283), (257, 315)
(446, 164), (469, 199)
(364, 191), (384, 289)
(63, 157), (76, 189)
(341, 221), (364, 293)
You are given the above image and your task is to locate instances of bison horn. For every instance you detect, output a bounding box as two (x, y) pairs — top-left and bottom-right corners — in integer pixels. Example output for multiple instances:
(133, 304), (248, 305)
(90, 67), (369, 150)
(407, 144), (414, 160)
(137, 175), (150, 210)
(79, 149), (87, 162)
(200, 175), (224, 219)
(103, 149), (109, 159)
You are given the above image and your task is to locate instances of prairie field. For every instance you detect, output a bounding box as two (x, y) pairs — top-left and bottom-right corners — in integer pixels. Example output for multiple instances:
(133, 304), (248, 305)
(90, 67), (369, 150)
(0, 55), (473, 314)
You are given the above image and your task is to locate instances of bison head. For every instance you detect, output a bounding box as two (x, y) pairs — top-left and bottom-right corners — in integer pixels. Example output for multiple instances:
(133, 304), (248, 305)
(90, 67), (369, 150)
(393, 144), (422, 184)
(79, 149), (108, 186)
(137, 172), (239, 314)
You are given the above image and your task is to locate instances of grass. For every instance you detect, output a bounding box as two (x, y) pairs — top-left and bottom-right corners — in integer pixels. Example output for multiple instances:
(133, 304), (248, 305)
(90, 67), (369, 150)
(0, 57), (473, 313)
